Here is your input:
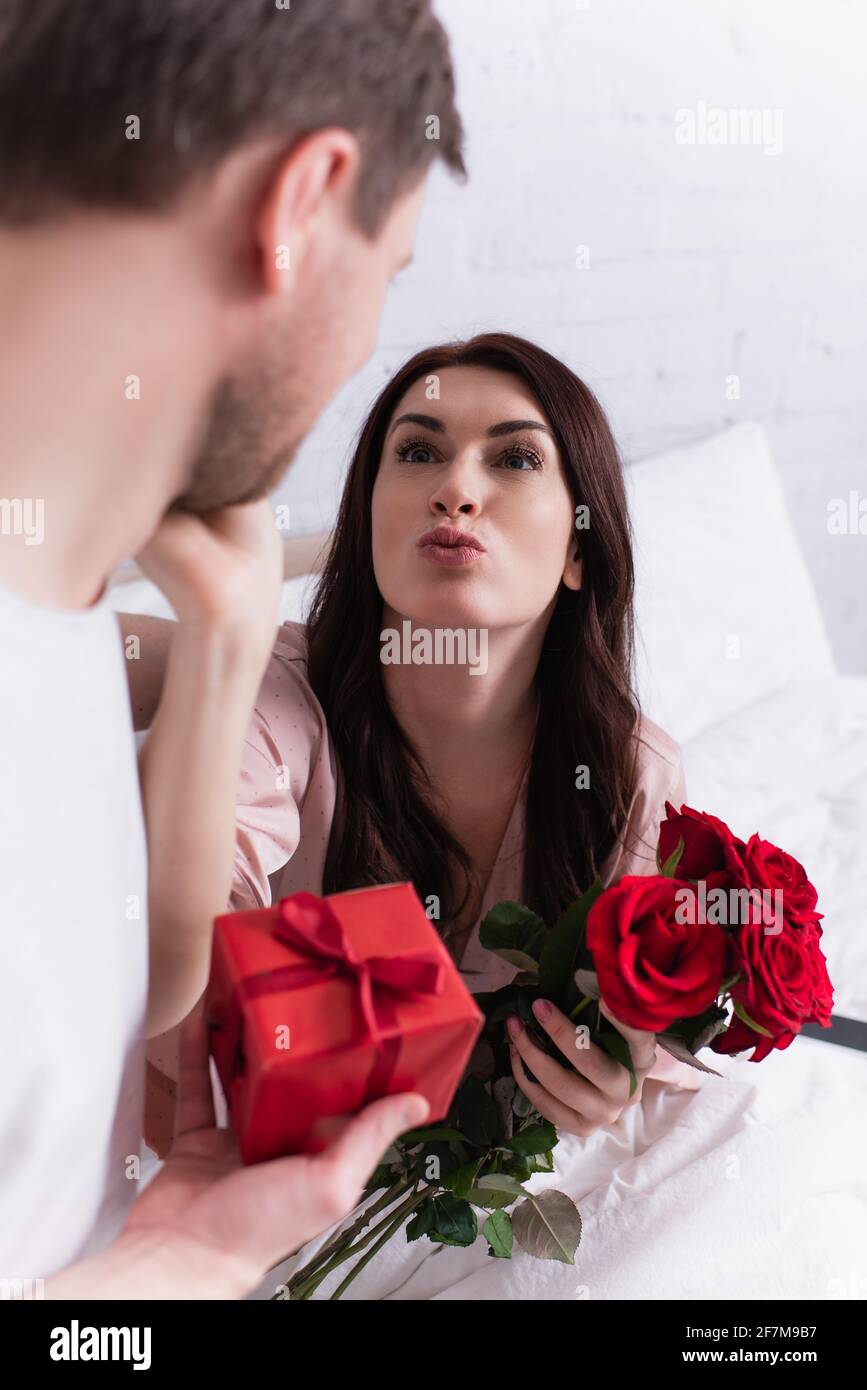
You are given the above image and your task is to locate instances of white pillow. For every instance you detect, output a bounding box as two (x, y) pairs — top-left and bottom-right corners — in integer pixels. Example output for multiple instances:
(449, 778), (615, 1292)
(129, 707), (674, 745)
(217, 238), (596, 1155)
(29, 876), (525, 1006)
(108, 575), (176, 620)
(625, 422), (836, 744)
(279, 572), (317, 624)
(109, 573), (318, 626)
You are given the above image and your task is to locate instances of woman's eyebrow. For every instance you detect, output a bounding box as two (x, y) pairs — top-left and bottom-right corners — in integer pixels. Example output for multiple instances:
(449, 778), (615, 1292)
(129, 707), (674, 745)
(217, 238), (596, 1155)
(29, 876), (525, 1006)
(389, 414), (553, 439)
(487, 419), (553, 439)
(389, 412), (446, 434)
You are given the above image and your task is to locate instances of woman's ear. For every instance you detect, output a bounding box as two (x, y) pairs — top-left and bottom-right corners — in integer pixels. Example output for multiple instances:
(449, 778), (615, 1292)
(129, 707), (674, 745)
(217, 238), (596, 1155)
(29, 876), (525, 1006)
(562, 541), (583, 592)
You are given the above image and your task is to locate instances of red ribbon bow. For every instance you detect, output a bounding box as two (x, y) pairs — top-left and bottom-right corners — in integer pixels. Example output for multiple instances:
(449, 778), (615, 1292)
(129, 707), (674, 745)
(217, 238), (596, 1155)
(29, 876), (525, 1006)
(211, 891), (446, 1099)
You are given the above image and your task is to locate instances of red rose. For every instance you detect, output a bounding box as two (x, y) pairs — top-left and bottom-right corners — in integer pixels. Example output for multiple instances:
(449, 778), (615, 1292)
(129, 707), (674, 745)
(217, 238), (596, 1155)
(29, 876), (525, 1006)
(710, 1014), (796, 1063)
(710, 916), (834, 1061)
(658, 802), (745, 881)
(723, 833), (823, 933)
(586, 874), (729, 1032)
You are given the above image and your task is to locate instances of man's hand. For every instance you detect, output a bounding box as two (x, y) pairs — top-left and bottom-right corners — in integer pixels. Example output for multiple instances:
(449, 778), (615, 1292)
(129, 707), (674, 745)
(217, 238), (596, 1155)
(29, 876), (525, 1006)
(48, 1001), (430, 1300)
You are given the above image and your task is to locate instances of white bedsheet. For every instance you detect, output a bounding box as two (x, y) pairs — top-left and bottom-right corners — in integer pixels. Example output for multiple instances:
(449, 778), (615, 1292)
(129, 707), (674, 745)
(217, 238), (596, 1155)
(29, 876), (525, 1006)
(247, 1034), (867, 1301)
(682, 675), (867, 1024)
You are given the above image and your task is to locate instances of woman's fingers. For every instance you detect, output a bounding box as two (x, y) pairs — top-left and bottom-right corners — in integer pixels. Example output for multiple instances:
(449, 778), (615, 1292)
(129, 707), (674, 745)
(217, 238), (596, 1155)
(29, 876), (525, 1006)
(508, 994), (657, 1121)
(528, 999), (624, 1091)
(508, 1015), (621, 1124)
(597, 996), (658, 1072)
(509, 1046), (599, 1138)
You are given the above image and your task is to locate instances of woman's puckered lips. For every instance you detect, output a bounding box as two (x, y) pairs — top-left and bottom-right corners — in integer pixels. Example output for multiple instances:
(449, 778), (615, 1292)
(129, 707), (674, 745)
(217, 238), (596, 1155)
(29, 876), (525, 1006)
(417, 525), (486, 551)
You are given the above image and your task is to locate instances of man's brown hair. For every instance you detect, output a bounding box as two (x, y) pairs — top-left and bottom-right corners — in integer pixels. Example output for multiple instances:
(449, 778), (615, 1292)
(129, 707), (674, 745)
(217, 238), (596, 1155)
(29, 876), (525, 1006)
(0, 0), (465, 231)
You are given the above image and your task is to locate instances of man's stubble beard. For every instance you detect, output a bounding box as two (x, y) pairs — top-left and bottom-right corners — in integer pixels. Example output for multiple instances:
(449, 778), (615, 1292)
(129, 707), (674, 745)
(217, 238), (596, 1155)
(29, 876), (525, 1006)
(173, 361), (305, 514)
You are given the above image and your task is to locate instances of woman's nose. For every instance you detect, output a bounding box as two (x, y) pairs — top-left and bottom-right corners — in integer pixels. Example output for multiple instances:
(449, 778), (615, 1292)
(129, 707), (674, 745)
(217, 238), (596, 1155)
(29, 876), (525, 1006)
(429, 464), (482, 517)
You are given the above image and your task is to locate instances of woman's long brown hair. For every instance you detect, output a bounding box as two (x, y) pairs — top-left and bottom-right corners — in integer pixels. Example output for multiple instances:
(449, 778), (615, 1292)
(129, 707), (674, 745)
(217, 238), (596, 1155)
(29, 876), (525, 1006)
(306, 333), (641, 930)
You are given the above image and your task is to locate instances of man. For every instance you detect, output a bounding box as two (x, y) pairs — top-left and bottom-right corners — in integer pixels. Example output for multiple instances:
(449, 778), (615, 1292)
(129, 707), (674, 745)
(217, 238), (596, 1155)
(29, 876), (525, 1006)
(0, 0), (464, 1298)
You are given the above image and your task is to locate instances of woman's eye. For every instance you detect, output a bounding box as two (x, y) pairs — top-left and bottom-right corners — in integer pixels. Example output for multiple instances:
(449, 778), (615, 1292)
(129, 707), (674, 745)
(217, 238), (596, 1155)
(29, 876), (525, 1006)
(396, 441), (436, 464)
(498, 450), (542, 471)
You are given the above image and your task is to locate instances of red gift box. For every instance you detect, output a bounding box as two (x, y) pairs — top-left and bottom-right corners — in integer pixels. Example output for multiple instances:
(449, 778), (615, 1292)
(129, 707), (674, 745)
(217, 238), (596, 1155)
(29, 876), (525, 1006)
(206, 883), (484, 1163)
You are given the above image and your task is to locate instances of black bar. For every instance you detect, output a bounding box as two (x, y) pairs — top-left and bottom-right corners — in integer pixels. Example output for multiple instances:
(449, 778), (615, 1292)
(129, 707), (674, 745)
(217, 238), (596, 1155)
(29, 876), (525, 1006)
(6, 1297), (860, 1372)
(801, 1013), (867, 1053)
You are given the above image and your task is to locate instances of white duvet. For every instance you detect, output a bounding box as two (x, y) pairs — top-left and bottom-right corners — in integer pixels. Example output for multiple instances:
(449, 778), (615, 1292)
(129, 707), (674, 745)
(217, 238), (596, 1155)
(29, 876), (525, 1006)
(246, 1035), (867, 1301)
(241, 674), (867, 1301)
(681, 675), (867, 1026)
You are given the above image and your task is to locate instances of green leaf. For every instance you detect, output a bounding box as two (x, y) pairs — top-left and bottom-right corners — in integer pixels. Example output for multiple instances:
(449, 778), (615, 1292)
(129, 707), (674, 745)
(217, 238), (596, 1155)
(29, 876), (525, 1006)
(428, 1193), (479, 1248)
(475, 984), (530, 1027)
(479, 901), (549, 969)
(505, 1120), (558, 1157)
(655, 1034), (724, 1077)
(483, 1210), (514, 1259)
(476, 1173), (528, 1196)
(362, 1162), (398, 1195)
(658, 835), (685, 877)
(597, 1027), (637, 1096)
(572, 969), (600, 1003)
(512, 1190), (582, 1264)
(500, 1154), (533, 1183)
(528, 1151), (555, 1174)
(690, 1007), (732, 1053)
(464, 1185), (521, 1210)
(511, 970), (541, 986)
(479, 951), (539, 975)
(662, 1000), (728, 1042)
(457, 1076), (503, 1148)
(538, 881), (604, 1003)
(512, 1086), (535, 1120)
(399, 1126), (467, 1146)
(406, 1199), (436, 1243)
(440, 1161), (480, 1197)
(412, 1140), (462, 1184)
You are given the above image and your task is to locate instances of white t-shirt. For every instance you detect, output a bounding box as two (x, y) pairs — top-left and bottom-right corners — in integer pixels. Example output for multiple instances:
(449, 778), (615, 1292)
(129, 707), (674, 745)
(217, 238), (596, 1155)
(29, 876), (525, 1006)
(0, 581), (148, 1278)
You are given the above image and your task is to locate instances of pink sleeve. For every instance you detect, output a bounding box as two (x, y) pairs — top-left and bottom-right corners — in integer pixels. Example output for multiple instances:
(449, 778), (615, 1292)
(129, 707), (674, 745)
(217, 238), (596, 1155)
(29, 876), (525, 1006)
(230, 631), (322, 912)
(602, 720), (686, 885)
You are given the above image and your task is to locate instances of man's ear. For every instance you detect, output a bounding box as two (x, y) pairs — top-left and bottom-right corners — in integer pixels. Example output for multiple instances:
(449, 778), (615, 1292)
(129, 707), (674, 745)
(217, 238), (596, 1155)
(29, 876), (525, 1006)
(256, 127), (361, 294)
(562, 542), (583, 592)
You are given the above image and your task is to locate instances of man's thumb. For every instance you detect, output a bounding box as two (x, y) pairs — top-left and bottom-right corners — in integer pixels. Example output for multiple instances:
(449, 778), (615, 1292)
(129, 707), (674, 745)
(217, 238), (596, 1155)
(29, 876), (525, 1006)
(317, 1092), (429, 1199)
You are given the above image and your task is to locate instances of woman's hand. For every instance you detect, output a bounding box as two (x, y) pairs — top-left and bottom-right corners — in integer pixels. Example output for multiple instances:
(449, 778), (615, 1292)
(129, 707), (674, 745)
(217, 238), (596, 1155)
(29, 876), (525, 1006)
(507, 995), (658, 1137)
(136, 497), (283, 648)
(136, 500), (284, 1038)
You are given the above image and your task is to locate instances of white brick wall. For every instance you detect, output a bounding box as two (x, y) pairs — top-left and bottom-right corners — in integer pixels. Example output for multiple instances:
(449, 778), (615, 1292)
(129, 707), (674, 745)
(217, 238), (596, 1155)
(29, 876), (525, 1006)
(277, 0), (867, 672)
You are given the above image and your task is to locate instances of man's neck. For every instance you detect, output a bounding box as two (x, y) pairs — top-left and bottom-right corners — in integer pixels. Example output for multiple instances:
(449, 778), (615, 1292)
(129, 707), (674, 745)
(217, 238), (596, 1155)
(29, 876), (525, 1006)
(0, 215), (220, 610)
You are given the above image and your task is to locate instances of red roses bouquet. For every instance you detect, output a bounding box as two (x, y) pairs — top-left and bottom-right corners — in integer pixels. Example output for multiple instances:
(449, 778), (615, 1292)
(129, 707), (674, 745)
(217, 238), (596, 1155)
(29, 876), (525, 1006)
(278, 803), (833, 1298)
(587, 801), (834, 1068)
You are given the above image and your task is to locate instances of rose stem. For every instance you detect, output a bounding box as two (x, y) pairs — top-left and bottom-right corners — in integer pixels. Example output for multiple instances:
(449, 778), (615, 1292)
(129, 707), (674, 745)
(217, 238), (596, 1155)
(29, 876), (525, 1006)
(327, 1189), (431, 1301)
(290, 1184), (427, 1300)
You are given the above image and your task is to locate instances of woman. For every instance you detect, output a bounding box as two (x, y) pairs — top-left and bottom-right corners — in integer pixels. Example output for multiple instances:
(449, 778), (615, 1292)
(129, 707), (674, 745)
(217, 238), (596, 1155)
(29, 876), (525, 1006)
(138, 332), (699, 1154)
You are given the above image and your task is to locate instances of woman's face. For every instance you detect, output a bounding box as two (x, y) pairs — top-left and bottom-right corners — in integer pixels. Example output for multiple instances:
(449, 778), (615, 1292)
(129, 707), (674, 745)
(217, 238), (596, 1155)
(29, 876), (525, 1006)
(371, 365), (582, 632)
